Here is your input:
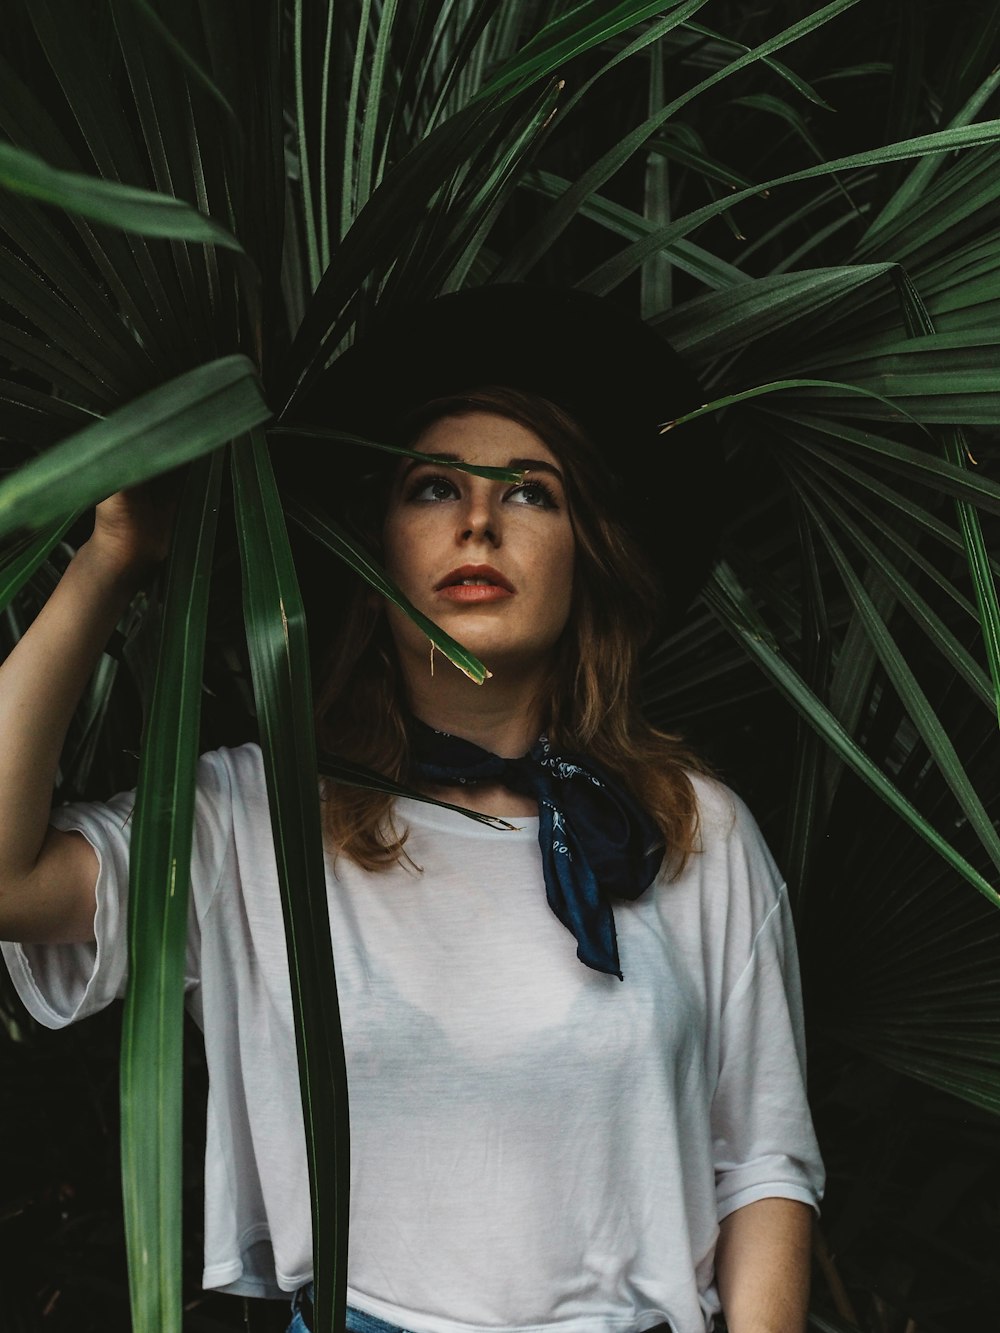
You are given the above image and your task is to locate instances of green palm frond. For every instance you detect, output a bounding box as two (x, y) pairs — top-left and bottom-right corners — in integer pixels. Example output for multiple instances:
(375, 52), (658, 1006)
(2, 2), (999, 1329)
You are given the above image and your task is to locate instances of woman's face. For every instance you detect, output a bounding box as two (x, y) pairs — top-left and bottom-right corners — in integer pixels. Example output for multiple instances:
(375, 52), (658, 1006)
(381, 410), (576, 680)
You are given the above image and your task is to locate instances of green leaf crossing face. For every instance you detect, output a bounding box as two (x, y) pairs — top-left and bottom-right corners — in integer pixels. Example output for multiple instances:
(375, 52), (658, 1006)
(382, 412), (575, 691)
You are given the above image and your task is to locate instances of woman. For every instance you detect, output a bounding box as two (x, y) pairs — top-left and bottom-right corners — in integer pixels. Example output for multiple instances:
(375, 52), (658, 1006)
(0, 286), (823, 1333)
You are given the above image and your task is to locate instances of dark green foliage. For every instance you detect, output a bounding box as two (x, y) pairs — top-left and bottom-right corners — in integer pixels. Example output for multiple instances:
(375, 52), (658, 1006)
(1, 2), (998, 1329)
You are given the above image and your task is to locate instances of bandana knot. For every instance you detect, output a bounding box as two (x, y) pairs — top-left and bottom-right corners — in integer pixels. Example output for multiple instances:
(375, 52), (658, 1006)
(409, 720), (664, 979)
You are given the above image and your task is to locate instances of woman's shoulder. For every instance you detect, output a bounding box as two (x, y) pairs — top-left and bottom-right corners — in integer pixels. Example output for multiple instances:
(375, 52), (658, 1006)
(193, 741), (266, 812)
(683, 768), (785, 891)
(196, 740), (263, 779)
(685, 768), (743, 836)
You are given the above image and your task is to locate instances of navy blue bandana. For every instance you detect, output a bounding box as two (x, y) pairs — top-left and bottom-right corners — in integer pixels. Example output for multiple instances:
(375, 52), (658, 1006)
(409, 719), (665, 980)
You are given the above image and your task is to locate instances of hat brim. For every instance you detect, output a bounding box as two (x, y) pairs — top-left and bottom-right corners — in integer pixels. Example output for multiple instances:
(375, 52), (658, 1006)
(286, 284), (722, 629)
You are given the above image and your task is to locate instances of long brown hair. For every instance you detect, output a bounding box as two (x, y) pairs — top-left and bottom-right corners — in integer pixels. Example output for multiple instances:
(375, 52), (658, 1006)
(314, 385), (710, 872)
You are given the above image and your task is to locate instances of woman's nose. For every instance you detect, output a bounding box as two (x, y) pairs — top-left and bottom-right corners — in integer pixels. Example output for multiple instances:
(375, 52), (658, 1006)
(457, 491), (500, 546)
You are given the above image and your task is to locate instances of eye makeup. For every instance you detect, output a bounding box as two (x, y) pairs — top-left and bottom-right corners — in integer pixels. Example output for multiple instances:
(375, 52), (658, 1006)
(507, 478), (559, 509)
(403, 469), (561, 511)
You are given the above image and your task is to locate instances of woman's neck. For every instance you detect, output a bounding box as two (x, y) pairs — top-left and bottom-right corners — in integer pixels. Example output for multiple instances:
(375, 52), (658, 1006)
(404, 657), (550, 759)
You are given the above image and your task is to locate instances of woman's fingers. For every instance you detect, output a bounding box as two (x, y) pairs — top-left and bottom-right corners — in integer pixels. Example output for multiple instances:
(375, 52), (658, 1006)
(92, 472), (183, 572)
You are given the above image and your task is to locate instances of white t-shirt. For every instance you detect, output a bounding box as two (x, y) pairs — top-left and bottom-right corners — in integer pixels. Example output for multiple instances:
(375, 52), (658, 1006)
(2, 743), (823, 1333)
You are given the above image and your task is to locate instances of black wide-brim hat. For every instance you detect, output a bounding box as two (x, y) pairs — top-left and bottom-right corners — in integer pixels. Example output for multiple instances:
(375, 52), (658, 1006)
(289, 284), (722, 629)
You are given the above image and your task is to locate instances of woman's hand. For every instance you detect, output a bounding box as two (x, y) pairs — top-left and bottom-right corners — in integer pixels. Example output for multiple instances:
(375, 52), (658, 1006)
(90, 476), (180, 577)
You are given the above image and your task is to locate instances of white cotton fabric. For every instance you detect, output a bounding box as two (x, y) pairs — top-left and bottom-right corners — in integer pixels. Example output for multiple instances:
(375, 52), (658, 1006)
(2, 743), (823, 1333)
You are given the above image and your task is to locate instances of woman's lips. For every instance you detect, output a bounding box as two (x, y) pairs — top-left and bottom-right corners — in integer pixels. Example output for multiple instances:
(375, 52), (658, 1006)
(434, 565), (514, 602)
(436, 583), (514, 603)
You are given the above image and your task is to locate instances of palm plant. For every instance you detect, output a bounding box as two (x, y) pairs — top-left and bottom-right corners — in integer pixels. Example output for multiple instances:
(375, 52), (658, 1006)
(1, 1), (998, 1330)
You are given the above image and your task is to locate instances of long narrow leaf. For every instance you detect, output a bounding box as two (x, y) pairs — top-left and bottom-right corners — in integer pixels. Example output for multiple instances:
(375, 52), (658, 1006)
(659, 379), (931, 434)
(285, 496), (490, 683)
(0, 48), (176, 358)
(490, 0), (693, 97)
(341, 0), (375, 237)
(655, 264), (894, 358)
(25, 0), (188, 331)
(518, 168), (747, 292)
(0, 315), (112, 402)
(0, 513), (77, 612)
(108, 0), (203, 322)
(793, 450), (983, 624)
(791, 461), (996, 708)
(0, 355), (270, 538)
(439, 80), (563, 295)
(120, 0), (244, 142)
(853, 144), (999, 270)
(772, 410), (1000, 517)
(553, 3), (709, 129)
(494, 0), (861, 281)
(120, 451), (222, 1332)
(642, 40), (672, 316)
(293, 0), (323, 287)
(268, 425), (523, 479)
(0, 141), (245, 251)
(356, 0), (399, 213)
(579, 119), (1000, 295)
(427, 1), (520, 130)
(781, 499), (831, 910)
(281, 92), (523, 402)
(231, 429), (349, 1333)
(736, 171), (877, 269)
(890, 271), (1000, 725)
(317, 750), (515, 826)
(0, 192), (156, 384)
(0, 239), (132, 394)
(704, 562), (1000, 906)
(477, 0), (684, 100)
(680, 19), (835, 109)
(866, 64), (1000, 240)
(782, 429), (1000, 588)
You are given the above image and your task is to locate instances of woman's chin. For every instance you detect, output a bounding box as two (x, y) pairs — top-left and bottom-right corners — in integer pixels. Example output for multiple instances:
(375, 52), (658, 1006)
(388, 605), (565, 688)
(455, 636), (560, 684)
(436, 609), (568, 670)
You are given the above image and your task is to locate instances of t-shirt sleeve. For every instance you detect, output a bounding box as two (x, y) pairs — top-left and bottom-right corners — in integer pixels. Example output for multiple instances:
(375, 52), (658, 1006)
(0, 748), (236, 1030)
(708, 801), (825, 1221)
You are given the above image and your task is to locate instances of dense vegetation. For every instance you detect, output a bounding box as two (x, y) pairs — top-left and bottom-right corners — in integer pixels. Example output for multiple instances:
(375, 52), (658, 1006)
(1, 2), (998, 1329)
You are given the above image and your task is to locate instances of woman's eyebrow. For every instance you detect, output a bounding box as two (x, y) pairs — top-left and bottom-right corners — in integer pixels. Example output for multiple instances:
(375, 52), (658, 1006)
(508, 457), (564, 483)
(400, 453), (564, 483)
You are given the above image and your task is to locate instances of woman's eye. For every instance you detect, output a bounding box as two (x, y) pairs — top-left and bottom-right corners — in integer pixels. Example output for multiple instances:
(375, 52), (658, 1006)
(508, 480), (557, 509)
(409, 475), (458, 502)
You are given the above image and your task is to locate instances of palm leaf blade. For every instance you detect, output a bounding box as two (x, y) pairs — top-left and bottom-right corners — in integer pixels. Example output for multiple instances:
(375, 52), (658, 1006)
(0, 141), (245, 251)
(231, 430), (349, 1333)
(286, 496), (490, 683)
(0, 356), (270, 539)
(120, 451), (222, 1332)
(704, 562), (1000, 907)
(0, 513), (77, 611)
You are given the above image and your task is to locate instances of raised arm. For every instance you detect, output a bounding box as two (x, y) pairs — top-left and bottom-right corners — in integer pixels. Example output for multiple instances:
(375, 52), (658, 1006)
(0, 490), (173, 945)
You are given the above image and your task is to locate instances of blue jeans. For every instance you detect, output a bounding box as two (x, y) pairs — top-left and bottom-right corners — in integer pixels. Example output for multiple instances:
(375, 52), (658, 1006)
(287, 1285), (673, 1333)
(287, 1283), (412, 1333)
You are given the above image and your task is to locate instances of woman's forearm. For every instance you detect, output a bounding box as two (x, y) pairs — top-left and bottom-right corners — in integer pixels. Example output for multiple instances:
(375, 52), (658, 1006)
(715, 1197), (813, 1333)
(0, 539), (143, 887)
(0, 487), (173, 911)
